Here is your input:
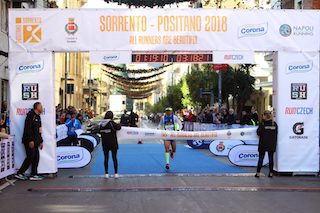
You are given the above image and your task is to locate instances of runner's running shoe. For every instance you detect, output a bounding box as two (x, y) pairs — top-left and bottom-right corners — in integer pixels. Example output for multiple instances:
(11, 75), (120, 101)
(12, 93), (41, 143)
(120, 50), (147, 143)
(165, 164), (170, 170)
(29, 175), (44, 181)
(114, 174), (119, 179)
(170, 150), (174, 159)
(14, 174), (28, 180)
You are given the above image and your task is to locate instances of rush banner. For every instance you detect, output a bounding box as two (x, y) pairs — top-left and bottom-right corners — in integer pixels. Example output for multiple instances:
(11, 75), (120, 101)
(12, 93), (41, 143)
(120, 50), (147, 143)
(9, 52), (57, 174)
(8, 9), (320, 53)
(117, 126), (259, 141)
(274, 51), (319, 172)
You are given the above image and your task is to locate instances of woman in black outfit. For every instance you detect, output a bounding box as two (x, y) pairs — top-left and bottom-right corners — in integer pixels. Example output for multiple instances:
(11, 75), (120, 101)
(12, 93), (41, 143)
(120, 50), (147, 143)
(98, 111), (121, 179)
(255, 110), (278, 178)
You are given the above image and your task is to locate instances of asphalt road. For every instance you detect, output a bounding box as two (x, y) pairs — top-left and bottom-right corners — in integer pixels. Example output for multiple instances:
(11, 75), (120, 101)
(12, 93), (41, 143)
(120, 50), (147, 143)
(1, 120), (319, 213)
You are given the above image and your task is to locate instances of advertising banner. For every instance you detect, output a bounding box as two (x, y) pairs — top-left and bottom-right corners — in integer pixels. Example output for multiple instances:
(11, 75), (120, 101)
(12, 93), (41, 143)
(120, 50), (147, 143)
(187, 140), (213, 149)
(228, 145), (269, 167)
(117, 126), (258, 141)
(0, 137), (15, 179)
(57, 146), (91, 169)
(212, 51), (254, 64)
(77, 135), (98, 148)
(209, 140), (244, 156)
(9, 52), (57, 174)
(8, 9), (320, 53)
(274, 51), (319, 172)
(90, 51), (132, 64)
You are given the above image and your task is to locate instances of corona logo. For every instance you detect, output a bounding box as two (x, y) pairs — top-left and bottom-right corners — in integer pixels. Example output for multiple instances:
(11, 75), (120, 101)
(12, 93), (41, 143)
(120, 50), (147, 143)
(15, 17), (42, 43)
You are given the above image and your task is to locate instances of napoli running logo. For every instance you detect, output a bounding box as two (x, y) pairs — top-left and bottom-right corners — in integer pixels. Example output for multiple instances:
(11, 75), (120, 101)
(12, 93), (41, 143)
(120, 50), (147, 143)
(279, 24), (292, 37)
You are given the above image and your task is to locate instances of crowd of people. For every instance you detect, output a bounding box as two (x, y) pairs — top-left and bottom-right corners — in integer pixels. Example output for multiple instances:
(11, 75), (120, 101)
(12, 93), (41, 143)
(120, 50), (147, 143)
(55, 104), (95, 125)
(174, 106), (260, 126)
(120, 110), (139, 127)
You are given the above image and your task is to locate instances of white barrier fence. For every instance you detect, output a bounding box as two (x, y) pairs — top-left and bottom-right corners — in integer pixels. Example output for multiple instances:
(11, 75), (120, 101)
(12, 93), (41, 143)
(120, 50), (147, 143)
(0, 137), (15, 179)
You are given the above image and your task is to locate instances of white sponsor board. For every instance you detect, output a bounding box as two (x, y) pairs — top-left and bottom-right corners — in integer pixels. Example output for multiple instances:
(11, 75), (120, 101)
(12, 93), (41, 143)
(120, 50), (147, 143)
(209, 140), (244, 156)
(90, 51), (132, 64)
(228, 145), (269, 167)
(213, 51), (254, 64)
(57, 146), (91, 169)
(9, 52), (57, 174)
(0, 137), (15, 179)
(8, 9), (320, 52)
(274, 51), (319, 172)
(117, 126), (259, 141)
(56, 124), (68, 141)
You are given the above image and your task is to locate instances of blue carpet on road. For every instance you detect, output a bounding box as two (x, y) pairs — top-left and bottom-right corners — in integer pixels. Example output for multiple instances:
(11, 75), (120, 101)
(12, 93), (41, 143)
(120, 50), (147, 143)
(89, 144), (244, 175)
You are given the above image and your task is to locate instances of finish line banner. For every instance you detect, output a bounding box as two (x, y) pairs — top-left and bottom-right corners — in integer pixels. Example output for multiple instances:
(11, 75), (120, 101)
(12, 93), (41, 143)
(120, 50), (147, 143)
(8, 9), (320, 52)
(117, 127), (258, 141)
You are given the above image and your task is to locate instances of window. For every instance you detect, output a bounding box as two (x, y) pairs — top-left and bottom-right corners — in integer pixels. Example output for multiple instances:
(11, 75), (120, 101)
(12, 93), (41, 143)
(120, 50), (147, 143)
(0, 0), (8, 33)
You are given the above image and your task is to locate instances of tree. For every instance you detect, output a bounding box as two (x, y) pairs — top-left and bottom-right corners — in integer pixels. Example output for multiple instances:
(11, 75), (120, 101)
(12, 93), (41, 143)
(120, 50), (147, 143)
(233, 64), (256, 115)
(181, 78), (193, 108)
(185, 64), (218, 107)
(150, 83), (183, 113)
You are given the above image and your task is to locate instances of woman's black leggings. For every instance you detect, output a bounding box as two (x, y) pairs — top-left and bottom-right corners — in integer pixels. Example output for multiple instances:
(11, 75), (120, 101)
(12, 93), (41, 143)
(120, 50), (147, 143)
(257, 151), (274, 173)
(103, 149), (118, 174)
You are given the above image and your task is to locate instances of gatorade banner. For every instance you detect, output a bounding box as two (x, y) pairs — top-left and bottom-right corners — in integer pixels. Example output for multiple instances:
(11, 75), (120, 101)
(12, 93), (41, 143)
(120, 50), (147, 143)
(274, 51), (319, 172)
(9, 9), (319, 53)
(9, 52), (57, 174)
(117, 126), (259, 141)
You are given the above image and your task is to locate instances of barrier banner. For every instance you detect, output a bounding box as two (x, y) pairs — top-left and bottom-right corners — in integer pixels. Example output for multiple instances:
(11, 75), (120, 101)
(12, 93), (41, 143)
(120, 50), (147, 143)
(9, 9), (320, 53)
(57, 146), (91, 169)
(117, 126), (258, 141)
(212, 51), (254, 64)
(187, 140), (213, 149)
(9, 52), (57, 174)
(0, 137), (15, 179)
(228, 145), (269, 167)
(90, 51), (132, 64)
(209, 140), (244, 156)
(274, 51), (319, 172)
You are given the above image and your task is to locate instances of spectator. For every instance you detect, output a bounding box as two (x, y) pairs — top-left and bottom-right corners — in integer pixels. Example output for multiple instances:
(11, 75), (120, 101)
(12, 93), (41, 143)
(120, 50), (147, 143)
(0, 114), (6, 133)
(250, 106), (259, 126)
(239, 110), (251, 125)
(65, 112), (82, 146)
(129, 110), (139, 127)
(205, 108), (214, 123)
(120, 110), (130, 126)
(221, 109), (229, 124)
(227, 108), (236, 125)
(77, 113), (84, 124)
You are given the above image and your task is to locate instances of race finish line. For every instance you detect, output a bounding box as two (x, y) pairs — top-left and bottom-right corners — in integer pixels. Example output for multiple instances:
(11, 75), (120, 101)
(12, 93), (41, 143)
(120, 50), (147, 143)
(117, 126), (258, 141)
(28, 186), (320, 193)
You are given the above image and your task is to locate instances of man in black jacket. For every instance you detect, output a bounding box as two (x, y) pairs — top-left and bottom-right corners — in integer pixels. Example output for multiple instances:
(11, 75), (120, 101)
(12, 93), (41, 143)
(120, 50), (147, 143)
(15, 102), (44, 181)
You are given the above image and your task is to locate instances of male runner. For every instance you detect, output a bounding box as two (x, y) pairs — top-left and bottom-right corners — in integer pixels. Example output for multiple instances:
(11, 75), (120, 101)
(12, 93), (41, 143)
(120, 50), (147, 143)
(159, 107), (182, 170)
